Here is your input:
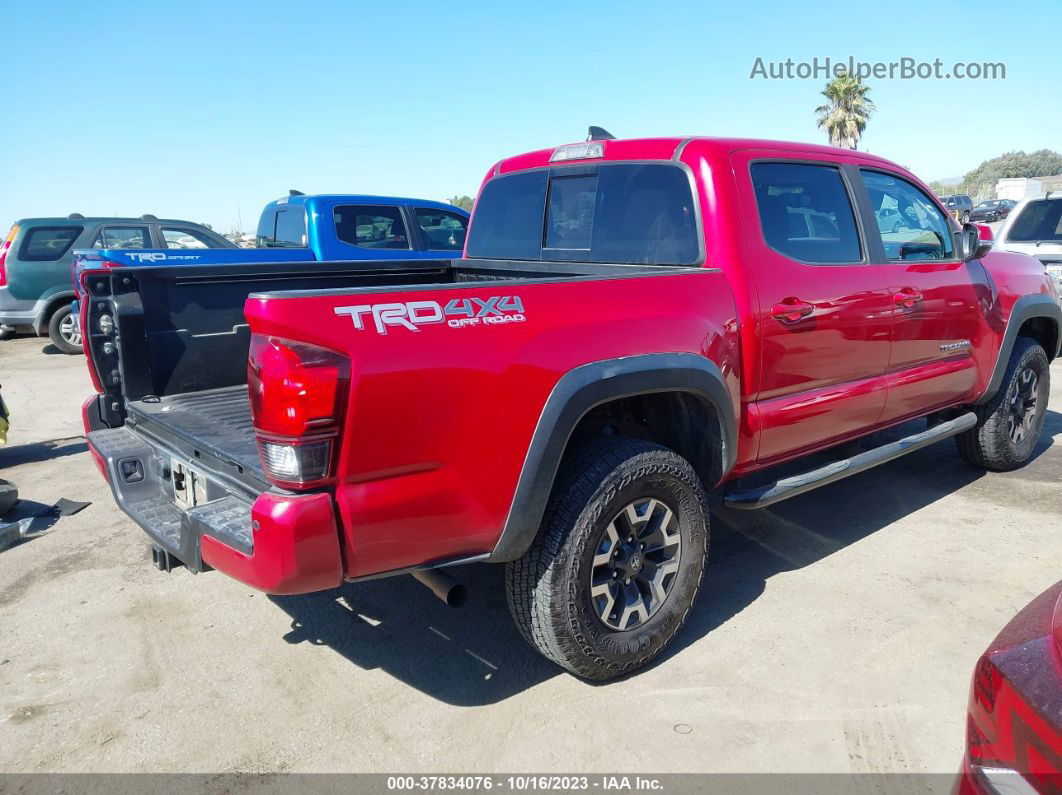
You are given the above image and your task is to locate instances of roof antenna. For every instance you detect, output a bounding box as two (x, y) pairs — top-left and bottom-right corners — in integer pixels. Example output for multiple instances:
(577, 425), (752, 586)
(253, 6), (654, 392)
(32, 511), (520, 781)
(587, 126), (616, 141)
(289, 189), (305, 196)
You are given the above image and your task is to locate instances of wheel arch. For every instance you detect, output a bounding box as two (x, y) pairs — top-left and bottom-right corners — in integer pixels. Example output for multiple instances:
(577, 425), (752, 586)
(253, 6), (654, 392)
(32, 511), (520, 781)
(976, 293), (1061, 405)
(488, 353), (737, 562)
(32, 291), (76, 335)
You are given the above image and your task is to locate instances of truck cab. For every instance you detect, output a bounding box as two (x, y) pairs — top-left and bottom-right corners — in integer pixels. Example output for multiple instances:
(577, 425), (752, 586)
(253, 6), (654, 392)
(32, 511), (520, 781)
(254, 194), (469, 260)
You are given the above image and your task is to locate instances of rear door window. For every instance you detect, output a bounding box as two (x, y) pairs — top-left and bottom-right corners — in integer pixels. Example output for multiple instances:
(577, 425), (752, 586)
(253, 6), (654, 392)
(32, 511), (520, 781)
(93, 226), (150, 249)
(750, 162), (863, 264)
(466, 163), (700, 265)
(413, 208), (468, 251)
(19, 226), (82, 261)
(334, 205), (411, 250)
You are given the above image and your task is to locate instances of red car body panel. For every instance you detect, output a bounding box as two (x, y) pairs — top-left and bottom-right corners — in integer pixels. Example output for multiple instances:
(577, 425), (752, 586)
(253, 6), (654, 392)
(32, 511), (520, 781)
(82, 136), (1059, 594)
(956, 581), (1062, 793)
(245, 269), (739, 579)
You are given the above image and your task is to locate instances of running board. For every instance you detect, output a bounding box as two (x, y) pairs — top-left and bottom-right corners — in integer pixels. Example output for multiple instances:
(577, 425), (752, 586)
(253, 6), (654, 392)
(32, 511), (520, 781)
(723, 412), (977, 510)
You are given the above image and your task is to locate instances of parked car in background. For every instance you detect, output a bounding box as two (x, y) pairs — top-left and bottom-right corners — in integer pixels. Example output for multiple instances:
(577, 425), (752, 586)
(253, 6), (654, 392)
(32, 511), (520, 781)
(70, 195), (471, 350)
(970, 199), (1017, 223)
(943, 194), (975, 223)
(252, 193), (469, 259)
(954, 580), (1061, 794)
(993, 193), (1062, 301)
(0, 215), (233, 354)
(81, 134), (1059, 681)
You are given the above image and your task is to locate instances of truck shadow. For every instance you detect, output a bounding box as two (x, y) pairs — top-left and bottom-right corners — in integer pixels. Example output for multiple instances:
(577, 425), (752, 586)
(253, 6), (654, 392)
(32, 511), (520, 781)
(269, 563), (560, 706)
(655, 409), (1061, 671)
(269, 410), (1060, 701)
(0, 438), (88, 467)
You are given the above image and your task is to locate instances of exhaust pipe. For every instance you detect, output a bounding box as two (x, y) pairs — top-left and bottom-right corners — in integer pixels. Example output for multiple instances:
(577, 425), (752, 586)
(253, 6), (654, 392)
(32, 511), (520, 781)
(411, 568), (467, 607)
(151, 545), (183, 573)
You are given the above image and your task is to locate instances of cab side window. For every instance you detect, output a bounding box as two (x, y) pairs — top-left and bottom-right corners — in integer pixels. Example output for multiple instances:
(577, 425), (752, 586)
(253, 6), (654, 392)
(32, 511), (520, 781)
(334, 205), (410, 250)
(414, 208), (467, 251)
(750, 162), (863, 264)
(861, 170), (955, 261)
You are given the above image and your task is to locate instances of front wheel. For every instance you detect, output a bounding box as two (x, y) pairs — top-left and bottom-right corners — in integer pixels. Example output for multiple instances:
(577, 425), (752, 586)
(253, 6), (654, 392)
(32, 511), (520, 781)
(47, 304), (82, 355)
(505, 437), (709, 681)
(957, 337), (1050, 471)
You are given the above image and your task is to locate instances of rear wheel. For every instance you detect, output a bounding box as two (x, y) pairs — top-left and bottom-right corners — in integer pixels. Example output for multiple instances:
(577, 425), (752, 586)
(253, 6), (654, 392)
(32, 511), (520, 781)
(505, 437), (709, 681)
(47, 304), (82, 355)
(957, 337), (1049, 471)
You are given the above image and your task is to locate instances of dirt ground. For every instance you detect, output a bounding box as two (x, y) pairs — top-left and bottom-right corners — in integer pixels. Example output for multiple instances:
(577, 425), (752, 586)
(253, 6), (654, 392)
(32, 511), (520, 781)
(0, 333), (1059, 773)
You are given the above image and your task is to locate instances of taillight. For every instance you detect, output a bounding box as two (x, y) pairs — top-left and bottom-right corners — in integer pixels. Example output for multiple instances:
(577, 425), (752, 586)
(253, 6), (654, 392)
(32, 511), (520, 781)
(0, 224), (19, 287)
(248, 335), (350, 489)
(78, 261), (119, 395)
(965, 654), (1062, 793)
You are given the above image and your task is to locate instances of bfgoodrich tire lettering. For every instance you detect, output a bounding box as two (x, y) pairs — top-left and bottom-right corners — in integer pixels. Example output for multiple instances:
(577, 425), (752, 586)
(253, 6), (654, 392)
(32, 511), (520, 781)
(505, 436), (709, 681)
(958, 337), (1050, 471)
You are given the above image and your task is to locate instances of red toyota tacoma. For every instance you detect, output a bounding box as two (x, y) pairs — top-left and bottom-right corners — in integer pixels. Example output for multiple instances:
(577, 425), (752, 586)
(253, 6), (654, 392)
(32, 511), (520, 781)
(81, 133), (1060, 680)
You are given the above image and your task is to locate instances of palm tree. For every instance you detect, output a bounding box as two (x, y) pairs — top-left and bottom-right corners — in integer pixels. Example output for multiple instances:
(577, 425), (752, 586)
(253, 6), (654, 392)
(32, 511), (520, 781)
(815, 75), (876, 150)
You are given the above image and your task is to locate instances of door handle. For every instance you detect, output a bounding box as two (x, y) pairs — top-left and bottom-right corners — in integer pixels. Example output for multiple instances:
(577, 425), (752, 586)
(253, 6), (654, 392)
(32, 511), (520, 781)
(771, 299), (815, 324)
(893, 289), (923, 309)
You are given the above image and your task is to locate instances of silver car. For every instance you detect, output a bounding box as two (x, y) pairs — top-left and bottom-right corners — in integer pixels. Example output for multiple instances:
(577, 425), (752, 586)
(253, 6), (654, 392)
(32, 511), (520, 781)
(993, 193), (1062, 302)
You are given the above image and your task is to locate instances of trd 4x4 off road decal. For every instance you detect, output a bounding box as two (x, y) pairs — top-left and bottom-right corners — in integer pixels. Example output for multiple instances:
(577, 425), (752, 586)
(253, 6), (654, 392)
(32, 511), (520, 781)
(334, 296), (526, 334)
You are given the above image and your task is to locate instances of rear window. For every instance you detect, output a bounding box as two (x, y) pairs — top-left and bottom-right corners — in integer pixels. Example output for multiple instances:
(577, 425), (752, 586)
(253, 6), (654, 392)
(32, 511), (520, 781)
(1006, 200), (1062, 243)
(257, 207), (307, 248)
(19, 226), (82, 261)
(466, 163), (700, 265)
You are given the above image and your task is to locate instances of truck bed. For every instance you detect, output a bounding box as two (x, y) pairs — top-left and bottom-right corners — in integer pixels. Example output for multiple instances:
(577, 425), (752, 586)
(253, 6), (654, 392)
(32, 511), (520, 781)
(88, 257), (686, 495)
(127, 386), (260, 482)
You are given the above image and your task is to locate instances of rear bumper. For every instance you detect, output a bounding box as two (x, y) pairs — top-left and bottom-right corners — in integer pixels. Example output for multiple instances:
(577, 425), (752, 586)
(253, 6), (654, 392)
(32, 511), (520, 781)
(0, 287), (42, 329)
(86, 423), (343, 594)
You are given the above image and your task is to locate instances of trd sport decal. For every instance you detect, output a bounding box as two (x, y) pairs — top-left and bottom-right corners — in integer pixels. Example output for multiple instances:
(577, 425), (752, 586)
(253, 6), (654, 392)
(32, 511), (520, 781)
(334, 296), (526, 334)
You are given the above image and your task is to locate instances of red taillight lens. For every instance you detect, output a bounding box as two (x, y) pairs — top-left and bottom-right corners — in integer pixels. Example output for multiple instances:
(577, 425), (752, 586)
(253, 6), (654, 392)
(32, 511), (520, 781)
(0, 224), (19, 287)
(966, 654), (1062, 792)
(248, 335), (350, 488)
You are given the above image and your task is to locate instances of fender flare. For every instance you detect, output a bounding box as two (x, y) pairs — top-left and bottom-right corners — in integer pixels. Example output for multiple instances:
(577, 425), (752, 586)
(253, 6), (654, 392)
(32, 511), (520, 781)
(32, 291), (76, 335)
(488, 353), (737, 562)
(975, 293), (1061, 405)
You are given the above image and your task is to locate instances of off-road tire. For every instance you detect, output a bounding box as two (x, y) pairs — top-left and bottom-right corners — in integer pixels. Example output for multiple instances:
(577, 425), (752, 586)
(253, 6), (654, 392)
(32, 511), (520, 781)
(47, 304), (82, 355)
(505, 436), (709, 681)
(957, 337), (1050, 471)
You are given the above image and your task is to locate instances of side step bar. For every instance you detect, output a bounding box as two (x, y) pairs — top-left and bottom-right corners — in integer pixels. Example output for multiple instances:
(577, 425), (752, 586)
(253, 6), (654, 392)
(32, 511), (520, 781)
(723, 412), (977, 510)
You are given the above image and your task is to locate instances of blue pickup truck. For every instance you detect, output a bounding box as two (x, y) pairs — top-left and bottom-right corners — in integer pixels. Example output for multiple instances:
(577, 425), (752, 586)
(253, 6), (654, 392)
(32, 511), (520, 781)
(72, 193), (470, 348)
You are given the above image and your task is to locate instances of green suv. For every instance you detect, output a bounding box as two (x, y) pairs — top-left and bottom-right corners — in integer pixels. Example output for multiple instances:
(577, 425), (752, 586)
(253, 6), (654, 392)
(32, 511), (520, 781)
(0, 215), (233, 353)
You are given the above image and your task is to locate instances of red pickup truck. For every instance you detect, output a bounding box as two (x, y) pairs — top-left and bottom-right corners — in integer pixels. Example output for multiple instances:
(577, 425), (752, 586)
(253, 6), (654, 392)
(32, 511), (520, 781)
(81, 134), (1060, 680)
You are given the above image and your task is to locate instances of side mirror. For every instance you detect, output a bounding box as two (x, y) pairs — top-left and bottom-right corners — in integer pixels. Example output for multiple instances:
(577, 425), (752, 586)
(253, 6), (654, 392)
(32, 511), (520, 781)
(975, 223), (994, 242)
(962, 222), (992, 260)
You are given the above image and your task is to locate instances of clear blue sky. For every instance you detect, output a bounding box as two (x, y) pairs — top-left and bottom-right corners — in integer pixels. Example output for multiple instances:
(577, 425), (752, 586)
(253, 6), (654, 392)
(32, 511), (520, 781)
(1, 0), (1056, 234)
